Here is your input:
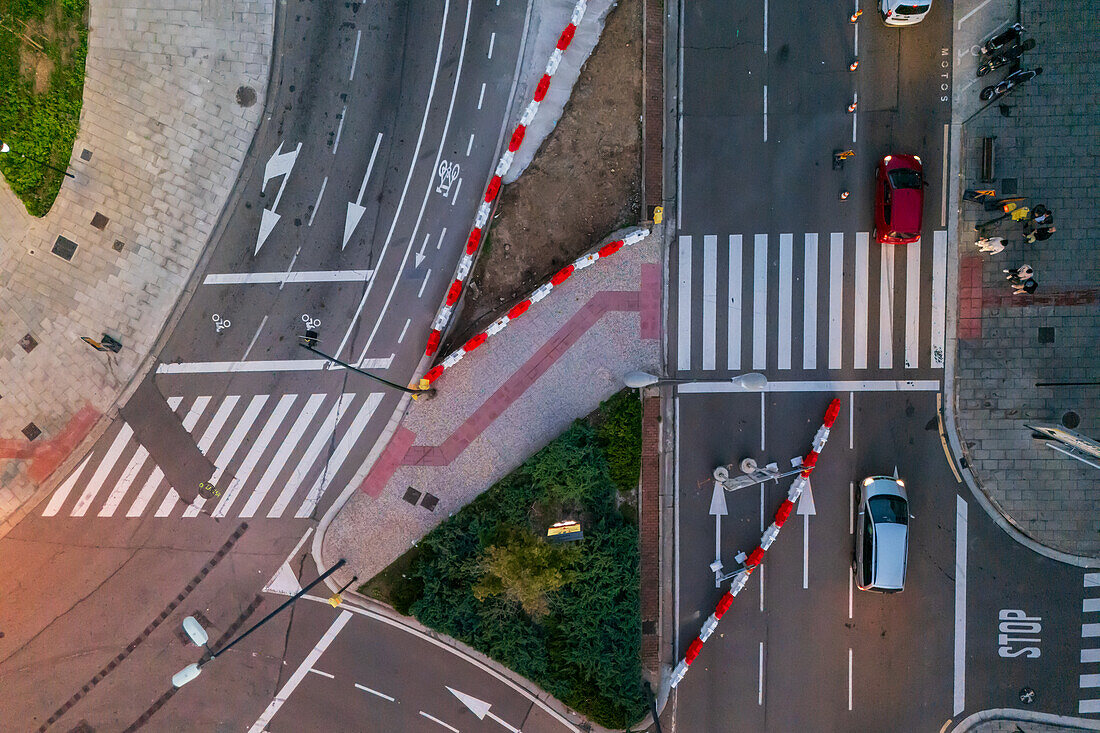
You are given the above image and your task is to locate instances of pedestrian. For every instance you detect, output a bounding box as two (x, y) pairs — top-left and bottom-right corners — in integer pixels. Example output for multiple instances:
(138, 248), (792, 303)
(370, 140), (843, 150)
(976, 236), (1006, 254)
(1003, 264), (1034, 282)
(1028, 205), (1053, 226)
(1025, 225), (1056, 244)
(1012, 277), (1038, 295)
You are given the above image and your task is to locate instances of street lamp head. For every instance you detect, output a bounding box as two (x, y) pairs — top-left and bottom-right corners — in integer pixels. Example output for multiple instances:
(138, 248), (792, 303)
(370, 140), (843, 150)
(731, 372), (768, 391)
(172, 662), (203, 688)
(624, 370), (659, 388)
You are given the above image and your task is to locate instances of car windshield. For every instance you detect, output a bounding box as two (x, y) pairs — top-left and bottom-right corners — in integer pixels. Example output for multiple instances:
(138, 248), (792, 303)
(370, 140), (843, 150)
(895, 4), (930, 13)
(888, 168), (922, 189)
(869, 495), (908, 525)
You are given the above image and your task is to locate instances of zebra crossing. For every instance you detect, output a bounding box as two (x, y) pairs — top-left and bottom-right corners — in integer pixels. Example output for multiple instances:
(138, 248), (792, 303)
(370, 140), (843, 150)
(672, 230), (948, 374)
(1080, 573), (1100, 715)
(41, 390), (383, 520)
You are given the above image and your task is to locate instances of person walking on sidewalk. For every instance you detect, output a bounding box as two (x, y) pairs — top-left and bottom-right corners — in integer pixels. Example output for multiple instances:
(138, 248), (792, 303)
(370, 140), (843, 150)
(976, 236), (1006, 254)
(1012, 277), (1038, 295)
(1028, 204), (1053, 226)
(1004, 264), (1034, 282)
(1025, 225), (1057, 243)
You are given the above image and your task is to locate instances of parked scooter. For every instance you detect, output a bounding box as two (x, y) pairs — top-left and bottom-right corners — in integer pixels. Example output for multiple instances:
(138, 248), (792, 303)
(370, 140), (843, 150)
(980, 66), (1043, 101)
(977, 38), (1036, 76)
(981, 22), (1025, 56)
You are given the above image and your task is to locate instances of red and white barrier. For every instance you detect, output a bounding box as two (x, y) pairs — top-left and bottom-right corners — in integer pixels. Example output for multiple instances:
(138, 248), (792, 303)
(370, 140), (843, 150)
(669, 398), (842, 689)
(425, 0), (590, 359)
(421, 227), (649, 385)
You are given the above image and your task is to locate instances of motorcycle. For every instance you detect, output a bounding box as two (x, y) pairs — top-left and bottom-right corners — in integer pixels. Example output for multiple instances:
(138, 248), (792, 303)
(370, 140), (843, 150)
(981, 22), (1025, 56)
(976, 38), (1036, 76)
(980, 66), (1043, 101)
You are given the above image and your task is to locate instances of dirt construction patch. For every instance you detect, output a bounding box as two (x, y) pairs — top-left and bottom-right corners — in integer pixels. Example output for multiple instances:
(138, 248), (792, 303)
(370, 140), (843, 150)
(442, 0), (643, 352)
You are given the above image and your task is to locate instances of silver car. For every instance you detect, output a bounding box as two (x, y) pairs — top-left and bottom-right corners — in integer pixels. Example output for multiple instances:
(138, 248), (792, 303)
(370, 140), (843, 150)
(879, 0), (931, 25)
(854, 476), (909, 593)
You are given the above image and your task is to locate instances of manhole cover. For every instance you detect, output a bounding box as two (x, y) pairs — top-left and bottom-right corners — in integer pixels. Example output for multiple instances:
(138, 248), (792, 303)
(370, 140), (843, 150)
(19, 333), (38, 353)
(402, 486), (422, 505)
(22, 423), (41, 441)
(236, 85), (256, 107)
(1062, 411), (1081, 429)
(420, 493), (439, 511)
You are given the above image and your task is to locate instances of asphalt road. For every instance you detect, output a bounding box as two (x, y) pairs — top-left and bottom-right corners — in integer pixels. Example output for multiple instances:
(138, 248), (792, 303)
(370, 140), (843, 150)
(0, 0), (534, 728)
(669, 0), (1093, 729)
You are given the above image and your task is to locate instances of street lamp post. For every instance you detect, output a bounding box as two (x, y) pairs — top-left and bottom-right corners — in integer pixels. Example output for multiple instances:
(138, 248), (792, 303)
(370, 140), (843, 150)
(172, 559), (346, 687)
(624, 370), (767, 391)
(300, 336), (435, 399)
(0, 140), (75, 178)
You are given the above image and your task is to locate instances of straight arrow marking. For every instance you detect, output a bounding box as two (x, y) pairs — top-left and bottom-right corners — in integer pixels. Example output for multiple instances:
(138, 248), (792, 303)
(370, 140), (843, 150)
(447, 687), (520, 732)
(797, 479), (815, 589)
(710, 482), (727, 571)
(343, 132), (384, 249)
(256, 141), (302, 255)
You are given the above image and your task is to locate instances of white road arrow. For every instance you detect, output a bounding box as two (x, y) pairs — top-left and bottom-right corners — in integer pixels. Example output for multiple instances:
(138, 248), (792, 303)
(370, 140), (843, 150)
(342, 132), (383, 249)
(797, 479), (815, 589)
(415, 232), (430, 268)
(710, 481), (727, 574)
(447, 687), (520, 732)
(256, 141), (302, 255)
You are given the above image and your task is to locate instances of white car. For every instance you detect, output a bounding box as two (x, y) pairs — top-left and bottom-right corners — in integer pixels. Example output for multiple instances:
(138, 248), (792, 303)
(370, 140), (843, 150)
(880, 0), (931, 25)
(854, 475), (910, 593)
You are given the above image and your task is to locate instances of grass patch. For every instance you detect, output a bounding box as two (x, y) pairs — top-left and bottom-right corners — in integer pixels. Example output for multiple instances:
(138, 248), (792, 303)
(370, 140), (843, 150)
(370, 390), (646, 729)
(0, 0), (88, 217)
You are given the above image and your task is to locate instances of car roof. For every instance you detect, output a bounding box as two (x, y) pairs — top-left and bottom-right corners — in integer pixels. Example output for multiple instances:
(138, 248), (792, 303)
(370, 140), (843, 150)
(872, 523), (908, 590)
(864, 477), (907, 501)
(889, 188), (923, 233)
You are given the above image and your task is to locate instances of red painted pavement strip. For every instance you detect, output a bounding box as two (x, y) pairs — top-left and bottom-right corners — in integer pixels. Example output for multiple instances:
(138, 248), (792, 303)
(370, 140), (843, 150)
(958, 255), (984, 340)
(357, 285), (651, 494)
(0, 404), (101, 484)
(640, 263), (661, 339)
(983, 287), (1099, 308)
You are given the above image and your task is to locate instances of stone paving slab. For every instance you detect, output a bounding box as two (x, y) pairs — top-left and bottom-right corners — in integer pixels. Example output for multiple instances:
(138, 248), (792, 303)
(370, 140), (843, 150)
(0, 1), (273, 532)
(323, 228), (662, 582)
(951, 0), (1100, 557)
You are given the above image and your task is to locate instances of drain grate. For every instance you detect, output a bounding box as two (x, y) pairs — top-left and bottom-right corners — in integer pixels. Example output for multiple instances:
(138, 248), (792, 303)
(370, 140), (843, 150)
(113, 240), (125, 252)
(19, 333), (38, 353)
(52, 235), (78, 262)
(402, 486), (422, 505)
(420, 493), (439, 511)
(22, 423), (41, 441)
(91, 212), (109, 230)
(80, 149), (92, 161)
(1038, 327), (1055, 344)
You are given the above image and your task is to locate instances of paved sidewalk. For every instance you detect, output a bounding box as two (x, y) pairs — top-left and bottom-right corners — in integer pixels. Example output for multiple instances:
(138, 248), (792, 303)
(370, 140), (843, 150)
(949, 0), (1100, 557)
(0, 2), (273, 533)
(322, 227), (662, 580)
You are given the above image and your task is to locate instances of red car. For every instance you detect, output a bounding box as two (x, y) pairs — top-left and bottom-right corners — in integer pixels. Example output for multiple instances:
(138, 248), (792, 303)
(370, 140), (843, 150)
(874, 154), (924, 245)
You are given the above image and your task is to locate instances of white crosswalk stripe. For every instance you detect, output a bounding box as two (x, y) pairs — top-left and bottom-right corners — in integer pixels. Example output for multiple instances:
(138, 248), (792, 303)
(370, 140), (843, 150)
(41, 390), (383, 521)
(1080, 573), (1100, 715)
(672, 231), (947, 374)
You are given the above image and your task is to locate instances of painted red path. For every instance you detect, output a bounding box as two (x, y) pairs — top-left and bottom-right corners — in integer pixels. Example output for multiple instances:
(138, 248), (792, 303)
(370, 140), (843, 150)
(0, 404), (101, 484)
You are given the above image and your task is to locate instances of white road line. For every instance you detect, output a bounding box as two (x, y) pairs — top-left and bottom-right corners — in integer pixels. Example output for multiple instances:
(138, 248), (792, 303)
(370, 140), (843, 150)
(879, 242), (895, 369)
(151, 396), (209, 518)
(676, 0), (684, 230)
(98, 445), (149, 517)
(240, 393), (327, 518)
(674, 395), (681, 660)
(848, 648), (853, 710)
(905, 239), (921, 368)
(1086, 573), (1100, 587)
(763, 0), (768, 54)
(354, 0), (471, 364)
(155, 488), (181, 517)
(702, 235), (717, 370)
(398, 318), (411, 344)
(477, 81), (486, 109)
(466, 133), (474, 156)
(854, 233), (869, 369)
(778, 234), (793, 369)
(762, 85), (768, 141)
(851, 91), (858, 142)
(803, 233), (818, 369)
(203, 270), (374, 285)
(436, 228), (447, 250)
(268, 393), (356, 518)
(758, 641), (764, 706)
(71, 425), (134, 517)
(308, 177), (327, 226)
(849, 481), (854, 534)
(242, 314), (268, 362)
(487, 31), (496, 59)
(157, 357), (393, 374)
(334, 0), (451, 362)
(1084, 624), (1100, 638)
(849, 392), (854, 449)
(213, 394), (298, 517)
(760, 483), (765, 531)
(42, 455), (91, 517)
(677, 379), (942, 393)
(186, 393), (268, 517)
(854, 17), (859, 55)
(450, 177), (463, 205)
(418, 268), (432, 298)
(957, 0), (994, 28)
(349, 30), (361, 80)
(802, 511), (810, 589)
(332, 105), (347, 155)
(1082, 674), (1100, 688)
(310, 669), (335, 679)
(126, 466), (165, 517)
(753, 234), (768, 370)
(954, 495), (968, 715)
(295, 393), (383, 518)
(677, 236), (692, 371)
(829, 233), (843, 370)
(1083, 649), (1100, 663)
(1080, 700), (1100, 715)
(248, 611), (352, 733)
(941, 124), (949, 226)
(931, 230), (947, 368)
(1088, 599), (1100, 613)
(181, 395), (242, 516)
(420, 711), (459, 733)
(848, 571), (853, 618)
(760, 392), (766, 451)
(759, 565), (764, 612)
(355, 683), (395, 702)
(280, 247), (300, 292)
(728, 235), (743, 370)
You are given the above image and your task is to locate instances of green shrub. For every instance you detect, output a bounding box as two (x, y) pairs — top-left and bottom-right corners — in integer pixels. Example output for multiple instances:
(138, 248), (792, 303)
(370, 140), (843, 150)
(595, 389), (643, 493)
